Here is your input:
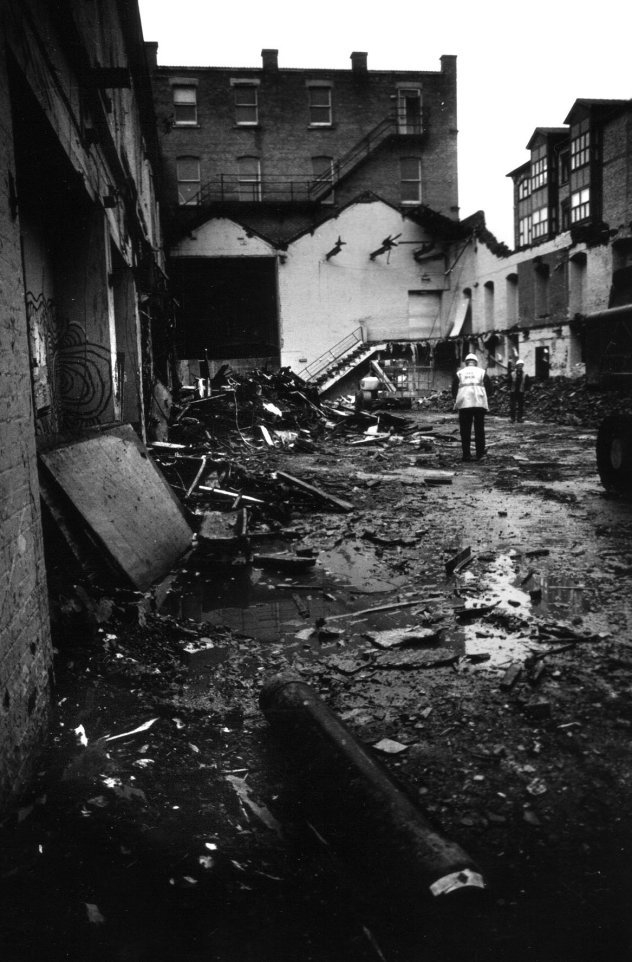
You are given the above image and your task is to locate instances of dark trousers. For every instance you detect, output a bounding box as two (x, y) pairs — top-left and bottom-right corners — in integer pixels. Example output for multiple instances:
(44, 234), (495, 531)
(459, 408), (486, 458)
(509, 392), (524, 421)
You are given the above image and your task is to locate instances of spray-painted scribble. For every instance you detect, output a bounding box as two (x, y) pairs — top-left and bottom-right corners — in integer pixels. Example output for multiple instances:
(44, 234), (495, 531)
(25, 291), (113, 432)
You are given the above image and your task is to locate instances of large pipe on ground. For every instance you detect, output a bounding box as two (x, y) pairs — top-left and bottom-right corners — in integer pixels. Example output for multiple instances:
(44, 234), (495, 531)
(260, 673), (485, 919)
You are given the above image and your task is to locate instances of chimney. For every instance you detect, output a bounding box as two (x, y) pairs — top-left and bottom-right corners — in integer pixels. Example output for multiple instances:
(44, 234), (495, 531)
(144, 42), (158, 71)
(261, 48), (278, 71)
(350, 51), (368, 75)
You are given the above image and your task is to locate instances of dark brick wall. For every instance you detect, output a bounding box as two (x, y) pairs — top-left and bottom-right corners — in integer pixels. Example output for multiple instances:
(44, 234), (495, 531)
(150, 53), (458, 226)
(517, 251), (569, 327)
(0, 36), (53, 810)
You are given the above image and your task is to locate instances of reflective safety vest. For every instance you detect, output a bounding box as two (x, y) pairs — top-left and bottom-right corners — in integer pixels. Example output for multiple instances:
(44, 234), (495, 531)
(454, 366), (488, 410)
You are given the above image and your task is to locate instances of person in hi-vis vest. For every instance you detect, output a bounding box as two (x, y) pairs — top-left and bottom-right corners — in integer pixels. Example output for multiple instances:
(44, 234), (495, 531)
(451, 353), (494, 461)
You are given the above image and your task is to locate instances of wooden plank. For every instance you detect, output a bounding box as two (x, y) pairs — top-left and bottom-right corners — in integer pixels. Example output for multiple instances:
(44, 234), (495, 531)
(39, 424), (192, 590)
(276, 470), (354, 513)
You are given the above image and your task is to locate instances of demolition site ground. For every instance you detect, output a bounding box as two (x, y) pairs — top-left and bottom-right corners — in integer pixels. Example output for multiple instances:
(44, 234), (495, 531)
(2, 403), (632, 962)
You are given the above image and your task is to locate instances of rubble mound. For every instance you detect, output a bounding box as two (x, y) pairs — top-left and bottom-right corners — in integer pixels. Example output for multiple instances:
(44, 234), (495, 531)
(421, 375), (632, 427)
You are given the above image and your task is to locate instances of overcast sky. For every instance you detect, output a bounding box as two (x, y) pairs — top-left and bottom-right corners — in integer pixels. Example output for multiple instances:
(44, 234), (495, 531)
(138, 0), (631, 246)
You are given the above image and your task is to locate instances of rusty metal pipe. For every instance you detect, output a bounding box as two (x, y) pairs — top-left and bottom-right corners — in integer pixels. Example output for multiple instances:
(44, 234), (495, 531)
(260, 673), (485, 910)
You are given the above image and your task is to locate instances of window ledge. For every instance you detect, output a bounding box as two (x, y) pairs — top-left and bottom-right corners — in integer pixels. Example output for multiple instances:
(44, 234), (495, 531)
(233, 124), (261, 130)
(173, 123), (201, 129)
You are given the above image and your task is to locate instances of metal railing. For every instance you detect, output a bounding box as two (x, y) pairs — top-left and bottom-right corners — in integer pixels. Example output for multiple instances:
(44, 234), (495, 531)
(308, 108), (424, 201)
(298, 328), (365, 382)
(181, 108), (425, 208)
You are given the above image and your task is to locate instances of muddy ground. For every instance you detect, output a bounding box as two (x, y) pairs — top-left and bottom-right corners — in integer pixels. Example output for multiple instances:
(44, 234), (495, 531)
(2, 410), (632, 962)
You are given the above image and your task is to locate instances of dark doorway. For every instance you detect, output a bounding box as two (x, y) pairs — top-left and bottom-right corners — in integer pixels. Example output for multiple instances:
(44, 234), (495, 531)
(535, 345), (550, 380)
(170, 256), (279, 361)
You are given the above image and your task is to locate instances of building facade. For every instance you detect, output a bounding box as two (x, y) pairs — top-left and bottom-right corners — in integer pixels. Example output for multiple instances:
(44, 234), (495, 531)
(148, 47), (467, 390)
(0, 0), (165, 809)
(456, 99), (632, 382)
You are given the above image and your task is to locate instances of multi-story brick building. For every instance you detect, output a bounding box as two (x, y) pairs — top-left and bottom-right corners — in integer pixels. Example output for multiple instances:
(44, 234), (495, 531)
(456, 98), (632, 383)
(0, 0), (164, 809)
(147, 46), (470, 392)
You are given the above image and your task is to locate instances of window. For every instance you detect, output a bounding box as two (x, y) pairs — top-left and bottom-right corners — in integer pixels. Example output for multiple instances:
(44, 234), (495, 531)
(400, 157), (421, 204)
(560, 198), (571, 231)
(571, 126), (590, 170)
(308, 86), (332, 126)
(519, 215), (532, 247)
(483, 281), (495, 328)
(176, 156), (200, 205)
(397, 88), (422, 134)
(312, 156), (335, 203)
(532, 206), (549, 239)
(518, 177), (530, 200)
(237, 156), (261, 201)
(571, 187), (590, 222)
(559, 149), (569, 185)
(531, 153), (548, 190)
(234, 84), (258, 125)
(172, 85), (197, 125)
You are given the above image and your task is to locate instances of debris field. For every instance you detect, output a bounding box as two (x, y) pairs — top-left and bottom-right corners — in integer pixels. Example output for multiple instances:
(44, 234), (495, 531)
(2, 366), (632, 962)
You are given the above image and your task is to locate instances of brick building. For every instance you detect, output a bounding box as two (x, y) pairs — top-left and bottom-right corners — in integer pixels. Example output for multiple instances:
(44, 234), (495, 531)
(0, 0), (164, 809)
(455, 98), (632, 382)
(147, 47), (469, 392)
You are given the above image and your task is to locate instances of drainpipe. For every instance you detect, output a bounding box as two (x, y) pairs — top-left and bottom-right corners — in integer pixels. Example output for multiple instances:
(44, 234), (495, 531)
(260, 674), (485, 919)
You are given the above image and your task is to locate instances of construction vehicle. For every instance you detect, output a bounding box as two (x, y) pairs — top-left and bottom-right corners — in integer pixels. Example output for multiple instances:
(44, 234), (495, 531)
(583, 306), (632, 496)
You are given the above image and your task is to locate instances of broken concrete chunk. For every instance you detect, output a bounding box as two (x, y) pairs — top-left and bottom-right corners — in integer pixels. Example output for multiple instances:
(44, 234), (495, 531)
(364, 627), (441, 650)
(500, 662), (522, 689)
(373, 738), (408, 754)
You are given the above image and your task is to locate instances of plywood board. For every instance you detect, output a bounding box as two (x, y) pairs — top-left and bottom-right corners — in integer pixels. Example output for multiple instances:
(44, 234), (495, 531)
(39, 425), (192, 590)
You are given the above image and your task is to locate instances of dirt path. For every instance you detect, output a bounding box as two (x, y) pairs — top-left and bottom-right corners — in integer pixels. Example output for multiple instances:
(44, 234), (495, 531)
(2, 412), (632, 962)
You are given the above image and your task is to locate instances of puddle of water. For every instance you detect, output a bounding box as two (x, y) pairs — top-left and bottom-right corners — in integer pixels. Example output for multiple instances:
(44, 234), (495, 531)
(160, 535), (408, 646)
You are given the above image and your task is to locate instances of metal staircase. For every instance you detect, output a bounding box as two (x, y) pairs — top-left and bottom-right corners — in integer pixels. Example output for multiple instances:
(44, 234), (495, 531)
(298, 328), (386, 395)
(308, 110), (424, 202)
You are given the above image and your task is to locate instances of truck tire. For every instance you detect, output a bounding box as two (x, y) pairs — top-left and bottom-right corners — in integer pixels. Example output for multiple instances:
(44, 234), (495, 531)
(596, 415), (632, 496)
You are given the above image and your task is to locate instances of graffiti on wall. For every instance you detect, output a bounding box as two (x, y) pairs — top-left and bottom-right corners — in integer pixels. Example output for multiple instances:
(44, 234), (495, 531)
(25, 291), (113, 433)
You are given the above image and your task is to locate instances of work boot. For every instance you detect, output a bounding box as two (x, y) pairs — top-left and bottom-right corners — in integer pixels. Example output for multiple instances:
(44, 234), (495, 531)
(461, 453), (471, 462)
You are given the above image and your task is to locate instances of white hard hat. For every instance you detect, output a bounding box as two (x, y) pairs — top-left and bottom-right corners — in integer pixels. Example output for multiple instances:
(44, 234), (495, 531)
(464, 353), (478, 362)
(515, 359), (525, 366)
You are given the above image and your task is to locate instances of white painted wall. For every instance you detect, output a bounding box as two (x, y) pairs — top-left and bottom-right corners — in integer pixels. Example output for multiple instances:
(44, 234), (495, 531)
(171, 202), (470, 374)
(174, 218), (276, 258)
(277, 201), (453, 371)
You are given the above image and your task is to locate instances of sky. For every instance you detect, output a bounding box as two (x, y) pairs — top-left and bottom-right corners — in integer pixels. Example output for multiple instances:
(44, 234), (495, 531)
(138, 0), (631, 246)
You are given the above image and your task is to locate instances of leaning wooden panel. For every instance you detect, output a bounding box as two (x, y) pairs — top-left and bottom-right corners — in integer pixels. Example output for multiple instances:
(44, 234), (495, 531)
(39, 425), (192, 590)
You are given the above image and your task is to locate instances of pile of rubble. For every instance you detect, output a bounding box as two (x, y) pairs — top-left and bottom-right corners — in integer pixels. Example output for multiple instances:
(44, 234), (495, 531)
(419, 375), (632, 427)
